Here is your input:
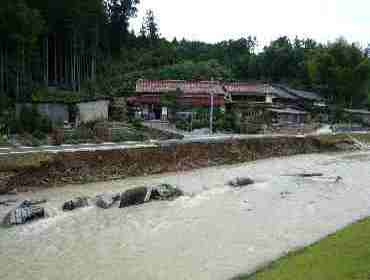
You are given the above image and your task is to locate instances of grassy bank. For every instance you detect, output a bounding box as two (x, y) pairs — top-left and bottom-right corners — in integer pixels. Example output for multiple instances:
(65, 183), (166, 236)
(235, 217), (370, 280)
(318, 133), (370, 146)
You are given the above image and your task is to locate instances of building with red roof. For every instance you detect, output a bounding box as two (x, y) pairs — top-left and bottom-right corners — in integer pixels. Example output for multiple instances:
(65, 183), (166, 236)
(129, 80), (321, 130)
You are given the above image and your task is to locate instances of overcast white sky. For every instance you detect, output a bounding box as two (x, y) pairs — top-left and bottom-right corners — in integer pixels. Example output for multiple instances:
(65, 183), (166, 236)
(131, 0), (369, 48)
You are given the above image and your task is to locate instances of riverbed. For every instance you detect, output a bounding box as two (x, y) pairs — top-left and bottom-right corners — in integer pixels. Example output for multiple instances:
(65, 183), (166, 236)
(1, 151), (370, 280)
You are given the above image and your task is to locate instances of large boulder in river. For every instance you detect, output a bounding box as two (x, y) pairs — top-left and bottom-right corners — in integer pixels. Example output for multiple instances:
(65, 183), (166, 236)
(2, 200), (46, 226)
(62, 197), (89, 211)
(96, 193), (121, 209)
(119, 184), (183, 208)
(119, 187), (149, 208)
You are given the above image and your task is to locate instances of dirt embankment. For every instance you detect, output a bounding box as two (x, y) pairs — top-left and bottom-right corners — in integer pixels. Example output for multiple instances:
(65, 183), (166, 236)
(0, 135), (349, 194)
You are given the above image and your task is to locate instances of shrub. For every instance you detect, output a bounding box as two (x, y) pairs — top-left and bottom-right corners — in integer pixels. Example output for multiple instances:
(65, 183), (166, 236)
(16, 106), (53, 135)
(32, 130), (46, 140)
(131, 118), (144, 129)
(175, 120), (189, 131)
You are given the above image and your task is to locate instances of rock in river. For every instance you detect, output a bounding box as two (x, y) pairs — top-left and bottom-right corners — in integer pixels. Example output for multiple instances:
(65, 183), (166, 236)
(228, 177), (255, 188)
(119, 187), (149, 208)
(96, 193), (121, 209)
(2, 200), (46, 226)
(62, 197), (89, 211)
(119, 184), (183, 208)
(150, 184), (184, 201)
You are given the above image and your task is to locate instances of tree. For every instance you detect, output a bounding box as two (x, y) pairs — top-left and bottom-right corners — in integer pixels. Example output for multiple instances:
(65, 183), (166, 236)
(141, 9), (159, 45)
(107, 0), (140, 56)
(307, 39), (370, 106)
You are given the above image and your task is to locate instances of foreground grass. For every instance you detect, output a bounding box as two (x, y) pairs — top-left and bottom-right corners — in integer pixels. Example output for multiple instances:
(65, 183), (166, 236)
(235, 218), (370, 280)
(316, 133), (370, 147)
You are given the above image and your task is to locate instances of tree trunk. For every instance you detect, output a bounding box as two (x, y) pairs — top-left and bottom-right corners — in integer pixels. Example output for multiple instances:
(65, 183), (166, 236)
(16, 65), (19, 101)
(77, 53), (80, 92)
(59, 37), (63, 84)
(0, 45), (4, 95)
(45, 36), (49, 86)
(4, 46), (7, 93)
(64, 41), (68, 86)
(71, 34), (75, 91)
(54, 33), (57, 84)
(21, 43), (25, 98)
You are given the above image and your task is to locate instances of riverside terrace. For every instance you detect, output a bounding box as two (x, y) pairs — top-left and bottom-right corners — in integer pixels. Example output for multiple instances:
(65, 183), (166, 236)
(128, 79), (327, 126)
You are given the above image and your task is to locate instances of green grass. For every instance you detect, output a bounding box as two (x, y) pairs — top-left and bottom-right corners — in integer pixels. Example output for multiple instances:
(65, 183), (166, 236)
(317, 133), (370, 145)
(235, 218), (370, 280)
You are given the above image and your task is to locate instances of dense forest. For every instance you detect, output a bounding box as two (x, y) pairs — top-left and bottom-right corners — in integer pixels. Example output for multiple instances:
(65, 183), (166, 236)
(1, 0), (370, 114)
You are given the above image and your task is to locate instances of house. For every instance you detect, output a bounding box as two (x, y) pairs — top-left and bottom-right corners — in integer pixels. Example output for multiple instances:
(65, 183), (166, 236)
(223, 82), (314, 133)
(223, 83), (274, 132)
(224, 83), (273, 104)
(129, 80), (226, 121)
(16, 98), (110, 126)
(130, 80), (325, 133)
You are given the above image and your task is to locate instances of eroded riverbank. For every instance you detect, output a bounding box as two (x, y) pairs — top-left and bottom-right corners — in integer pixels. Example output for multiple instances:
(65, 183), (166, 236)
(1, 151), (370, 280)
(0, 135), (343, 194)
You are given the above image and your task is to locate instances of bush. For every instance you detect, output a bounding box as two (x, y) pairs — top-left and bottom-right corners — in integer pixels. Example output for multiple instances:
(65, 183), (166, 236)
(175, 120), (190, 131)
(131, 118), (144, 129)
(32, 130), (46, 140)
(16, 106), (53, 135)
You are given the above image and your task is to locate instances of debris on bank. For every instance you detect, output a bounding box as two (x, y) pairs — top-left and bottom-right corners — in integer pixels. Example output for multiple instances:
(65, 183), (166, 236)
(283, 173), (324, 178)
(2, 200), (46, 226)
(283, 173), (343, 183)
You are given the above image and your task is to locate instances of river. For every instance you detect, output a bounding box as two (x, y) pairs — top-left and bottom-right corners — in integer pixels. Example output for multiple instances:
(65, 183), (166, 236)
(1, 151), (370, 280)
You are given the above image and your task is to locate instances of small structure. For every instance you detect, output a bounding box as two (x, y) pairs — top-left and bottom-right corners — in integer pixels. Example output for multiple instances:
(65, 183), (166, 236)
(16, 98), (110, 126)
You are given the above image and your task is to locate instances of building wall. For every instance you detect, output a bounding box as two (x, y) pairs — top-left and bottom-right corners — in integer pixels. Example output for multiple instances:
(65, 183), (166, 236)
(76, 100), (109, 124)
(16, 103), (69, 124)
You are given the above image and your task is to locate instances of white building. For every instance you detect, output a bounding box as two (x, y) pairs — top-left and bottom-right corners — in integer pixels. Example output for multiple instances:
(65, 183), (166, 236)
(366, 44), (370, 58)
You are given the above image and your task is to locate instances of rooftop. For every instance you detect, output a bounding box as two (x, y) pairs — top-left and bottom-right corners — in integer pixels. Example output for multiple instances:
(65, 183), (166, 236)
(276, 85), (323, 101)
(136, 80), (225, 95)
(267, 108), (307, 115)
(344, 109), (370, 115)
(224, 83), (266, 95)
(136, 80), (324, 102)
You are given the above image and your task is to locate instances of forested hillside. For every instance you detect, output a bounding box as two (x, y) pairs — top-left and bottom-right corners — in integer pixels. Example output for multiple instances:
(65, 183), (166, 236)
(0, 0), (369, 112)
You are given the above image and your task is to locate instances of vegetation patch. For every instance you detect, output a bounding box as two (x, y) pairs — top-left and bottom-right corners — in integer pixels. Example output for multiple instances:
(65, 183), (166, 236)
(234, 217), (370, 280)
(31, 86), (104, 104)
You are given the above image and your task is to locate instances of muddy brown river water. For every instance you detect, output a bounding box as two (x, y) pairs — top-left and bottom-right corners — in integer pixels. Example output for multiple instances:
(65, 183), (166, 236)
(1, 151), (370, 280)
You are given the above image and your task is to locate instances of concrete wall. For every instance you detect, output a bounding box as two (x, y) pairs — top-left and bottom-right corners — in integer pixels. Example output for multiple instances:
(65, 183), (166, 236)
(77, 100), (109, 124)
(16, 103), (69, 124)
